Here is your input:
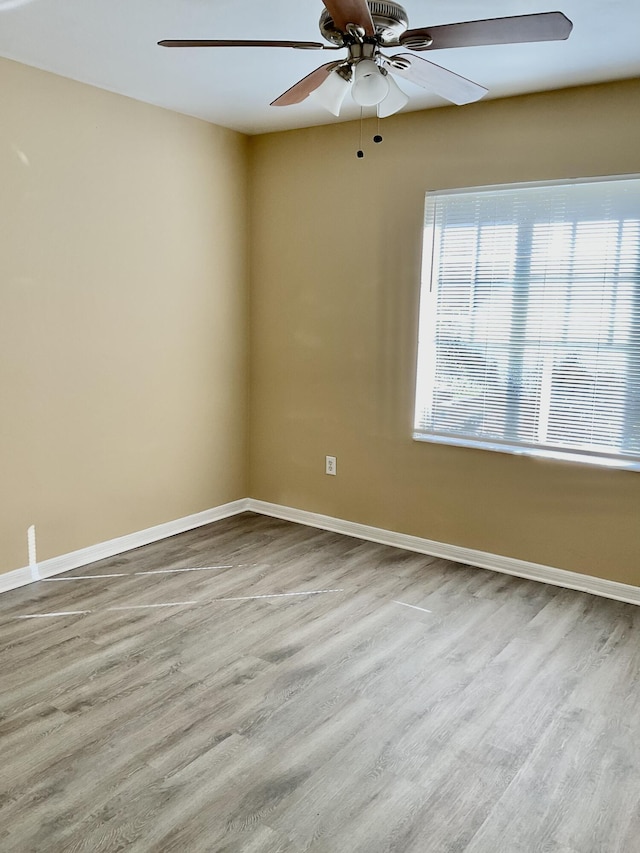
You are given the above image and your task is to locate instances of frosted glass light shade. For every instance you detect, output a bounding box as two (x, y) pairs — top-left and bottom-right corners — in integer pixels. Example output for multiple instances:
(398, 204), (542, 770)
(311, 68), (351, 116)
(351, 59), (389, 107)
(377, 73), (409, 118)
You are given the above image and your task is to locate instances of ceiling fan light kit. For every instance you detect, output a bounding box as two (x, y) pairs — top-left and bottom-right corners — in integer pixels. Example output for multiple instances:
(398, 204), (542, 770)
(159, 1), (573, 122)
(352, 58), (389, 106)
(310, 65), (352, 115)
(378, 71), (409, 117)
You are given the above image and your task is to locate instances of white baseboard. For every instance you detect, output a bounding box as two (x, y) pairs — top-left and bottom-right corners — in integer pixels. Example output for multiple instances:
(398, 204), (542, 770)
(0, 499), (249, 595)
(246, 499), (640, 607)
(2, 497), (638, 607)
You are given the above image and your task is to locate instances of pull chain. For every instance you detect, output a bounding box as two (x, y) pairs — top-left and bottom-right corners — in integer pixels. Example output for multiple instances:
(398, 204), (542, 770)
(356, 109), (384, 158)
(374, 109), (383, 144)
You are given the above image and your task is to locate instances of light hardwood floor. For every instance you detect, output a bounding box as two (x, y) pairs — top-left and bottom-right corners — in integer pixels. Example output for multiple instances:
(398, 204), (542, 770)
(1, 512), (639, 852)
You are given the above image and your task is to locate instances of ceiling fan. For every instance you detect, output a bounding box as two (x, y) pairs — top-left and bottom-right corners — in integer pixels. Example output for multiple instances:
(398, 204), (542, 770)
(158, 1), (573, 118)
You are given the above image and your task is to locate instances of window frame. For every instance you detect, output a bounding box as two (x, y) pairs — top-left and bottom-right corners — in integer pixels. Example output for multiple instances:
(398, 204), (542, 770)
(413, 175), (640, 472)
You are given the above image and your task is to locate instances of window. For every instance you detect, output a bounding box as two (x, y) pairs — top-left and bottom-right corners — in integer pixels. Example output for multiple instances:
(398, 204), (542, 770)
(413, 176), (640, 469)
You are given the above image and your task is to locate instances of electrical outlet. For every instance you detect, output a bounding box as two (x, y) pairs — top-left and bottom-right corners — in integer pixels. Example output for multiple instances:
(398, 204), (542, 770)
(325, 455), (337, 476)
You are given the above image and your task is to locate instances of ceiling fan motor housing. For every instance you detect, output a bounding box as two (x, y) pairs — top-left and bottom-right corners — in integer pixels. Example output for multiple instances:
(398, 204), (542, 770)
(319, 1), (409, 45)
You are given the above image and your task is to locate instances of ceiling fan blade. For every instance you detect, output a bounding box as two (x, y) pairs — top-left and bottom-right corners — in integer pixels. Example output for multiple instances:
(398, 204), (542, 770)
(271, 62), (340, 107)
(383, 54), (487, 106)
(158, 39), (328, 50)
(400, 12), (573, 51)
(321, 0), (375, 37)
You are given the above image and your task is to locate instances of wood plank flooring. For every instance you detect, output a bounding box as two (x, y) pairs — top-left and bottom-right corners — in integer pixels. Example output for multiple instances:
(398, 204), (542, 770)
(1, 511), (640, 852)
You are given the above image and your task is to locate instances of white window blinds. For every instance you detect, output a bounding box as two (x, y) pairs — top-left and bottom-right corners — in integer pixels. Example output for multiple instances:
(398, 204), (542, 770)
(413, 176), (640, 469)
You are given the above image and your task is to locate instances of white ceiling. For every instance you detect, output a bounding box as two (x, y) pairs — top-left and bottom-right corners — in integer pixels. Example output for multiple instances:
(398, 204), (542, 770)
(1, 0), (639, 135)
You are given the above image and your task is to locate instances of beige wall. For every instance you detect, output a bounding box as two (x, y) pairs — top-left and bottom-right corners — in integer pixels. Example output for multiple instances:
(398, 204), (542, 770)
(249, 79), (640, 586)
(2, 61), (639, 588)
(0, 57), (249, 573)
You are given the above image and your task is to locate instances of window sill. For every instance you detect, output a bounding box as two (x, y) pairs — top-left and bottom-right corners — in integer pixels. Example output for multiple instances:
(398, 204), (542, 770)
(412, 432), (640, 472)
